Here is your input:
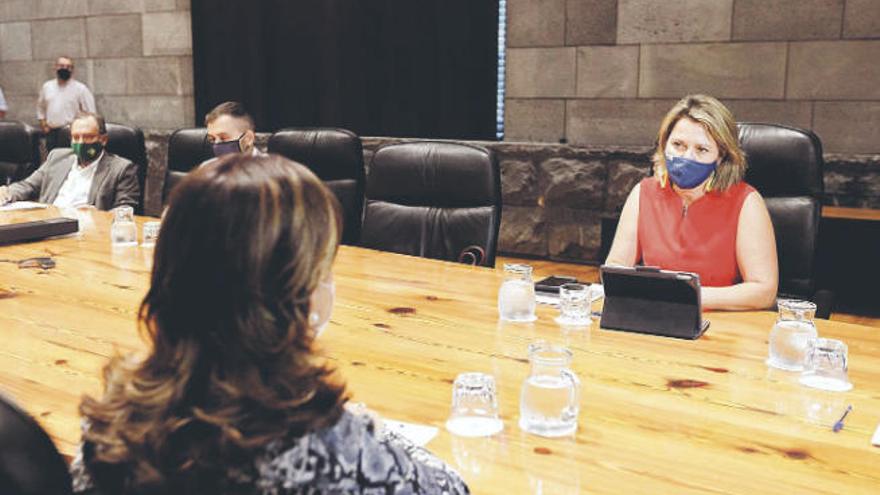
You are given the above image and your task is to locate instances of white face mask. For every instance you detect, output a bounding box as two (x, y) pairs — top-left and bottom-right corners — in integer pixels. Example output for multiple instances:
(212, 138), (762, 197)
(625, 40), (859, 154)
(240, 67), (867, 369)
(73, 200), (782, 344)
(308, 278), (335, 338)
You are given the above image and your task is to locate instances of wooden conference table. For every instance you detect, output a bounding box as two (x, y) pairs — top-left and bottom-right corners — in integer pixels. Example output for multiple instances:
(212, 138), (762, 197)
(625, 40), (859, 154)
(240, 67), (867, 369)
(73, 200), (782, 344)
(1, 207), (879, 494)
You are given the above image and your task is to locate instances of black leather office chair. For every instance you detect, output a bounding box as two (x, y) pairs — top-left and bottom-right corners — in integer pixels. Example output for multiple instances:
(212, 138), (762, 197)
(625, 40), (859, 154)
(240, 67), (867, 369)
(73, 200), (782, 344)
(0, 394), (73, 495)
(0, 121), (41, 185)
(163, 127), (212, 205)
(268, 128), (365, 245)
(57, 123), (148, 213)
(738, 123), (831, 317)
(360, 141), (501, 267)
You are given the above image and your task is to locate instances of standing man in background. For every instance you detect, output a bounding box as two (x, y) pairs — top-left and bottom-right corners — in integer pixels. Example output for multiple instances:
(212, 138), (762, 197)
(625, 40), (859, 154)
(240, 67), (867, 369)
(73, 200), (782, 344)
(0, 85), (8, 118)
(37, 56), (96, 150)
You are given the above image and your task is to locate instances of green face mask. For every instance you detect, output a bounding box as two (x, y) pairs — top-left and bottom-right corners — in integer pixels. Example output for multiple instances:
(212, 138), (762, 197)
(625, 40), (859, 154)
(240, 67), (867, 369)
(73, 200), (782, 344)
(71, 141), (104, 164)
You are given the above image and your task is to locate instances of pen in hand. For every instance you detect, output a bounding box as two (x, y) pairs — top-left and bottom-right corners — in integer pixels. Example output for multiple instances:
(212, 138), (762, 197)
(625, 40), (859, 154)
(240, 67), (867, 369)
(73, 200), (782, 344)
(832, 405), (853, 433)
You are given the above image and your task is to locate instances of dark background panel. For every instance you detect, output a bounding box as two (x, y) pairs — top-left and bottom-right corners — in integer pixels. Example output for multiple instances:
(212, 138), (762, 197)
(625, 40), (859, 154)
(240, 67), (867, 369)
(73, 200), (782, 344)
(192, 0), (498, 139)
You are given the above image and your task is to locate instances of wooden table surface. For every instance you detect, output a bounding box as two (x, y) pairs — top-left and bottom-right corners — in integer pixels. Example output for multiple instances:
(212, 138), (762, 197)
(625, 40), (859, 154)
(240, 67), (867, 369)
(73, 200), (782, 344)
(1, 207), (879, 494)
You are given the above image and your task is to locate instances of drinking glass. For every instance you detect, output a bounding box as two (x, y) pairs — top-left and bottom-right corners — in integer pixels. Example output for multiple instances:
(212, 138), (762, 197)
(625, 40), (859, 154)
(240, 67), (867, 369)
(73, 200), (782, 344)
(498, 263), (536, 322)
(110, 205), (137, 247)
(445, 372), (504, 437)
(519, 341), (580, 437)
(555, 283), (592, 327)
(799, 338), (853, 392)
(767, 299), (818, 371)
(141, 221), (160, 248)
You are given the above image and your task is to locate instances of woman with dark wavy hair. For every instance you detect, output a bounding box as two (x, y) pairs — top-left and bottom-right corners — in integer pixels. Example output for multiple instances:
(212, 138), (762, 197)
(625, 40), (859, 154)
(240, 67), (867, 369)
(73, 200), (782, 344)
(70, 154), (469, 494)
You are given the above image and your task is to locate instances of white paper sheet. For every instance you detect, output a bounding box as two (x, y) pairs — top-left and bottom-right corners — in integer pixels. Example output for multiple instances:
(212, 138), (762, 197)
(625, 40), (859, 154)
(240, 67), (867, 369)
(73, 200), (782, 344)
(536, 284), (604, 307)
(383, 419), (439, 447)
(872, 422), (880, 446)
(0, 201), (48, 212)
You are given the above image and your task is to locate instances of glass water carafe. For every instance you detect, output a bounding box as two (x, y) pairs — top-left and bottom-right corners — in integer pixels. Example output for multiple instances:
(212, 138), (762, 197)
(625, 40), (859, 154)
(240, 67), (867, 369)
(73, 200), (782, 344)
(498, 263), (537, 322)
(519, 341), (580, 437)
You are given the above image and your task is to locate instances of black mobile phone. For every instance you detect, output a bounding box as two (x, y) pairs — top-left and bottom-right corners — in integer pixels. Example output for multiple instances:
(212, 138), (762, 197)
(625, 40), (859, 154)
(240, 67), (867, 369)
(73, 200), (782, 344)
(534, 275), (578, 294)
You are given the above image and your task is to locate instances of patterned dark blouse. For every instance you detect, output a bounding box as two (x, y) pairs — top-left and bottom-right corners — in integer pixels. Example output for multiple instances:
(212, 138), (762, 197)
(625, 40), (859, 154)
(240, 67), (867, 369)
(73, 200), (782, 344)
(70, 411), (470, 494)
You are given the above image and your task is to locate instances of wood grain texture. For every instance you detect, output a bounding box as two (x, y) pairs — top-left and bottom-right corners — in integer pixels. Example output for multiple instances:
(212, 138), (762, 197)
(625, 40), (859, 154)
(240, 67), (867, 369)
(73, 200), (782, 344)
(2, 208), (880, 494)
(822, 206), (880, 222)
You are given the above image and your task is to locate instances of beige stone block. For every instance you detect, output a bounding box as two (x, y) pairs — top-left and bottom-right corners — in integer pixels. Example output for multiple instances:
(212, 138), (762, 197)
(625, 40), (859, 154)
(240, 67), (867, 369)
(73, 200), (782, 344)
(88, 0), (143, 15)
(91, 58), (128, 95)
(507, 48), (575, 98)
(127, 56), (182, 95)
(640, 43), (786, 99)
(813, 101), (880, 153)
(618, 0), (733, 44)
(504, 99), (565, 143)
(144, 0), (177, 12)
(0, 1), (37, 22)
(566, 99), (676, 147)
(844, 0), (880, 38)
(177, 0), (191, 9)
(182, 94), (194, 126)
(96, 95), (187, 129)
(142, 11), (192, 56)
(31, 18), (87, 60)
(3, 94), (40, 124)
(0, 61), (53, 95)
(0, 22), (32, 62)
(34, 0), (88, 19)
(87, 15), (142, 58)
(787, 41), (880, 100)
(576, 46), (638, 98)
(733, 0), (843, 41)
(723, 100), (813, 130)
(178, 56), (193, 95)
(566, 0), (617, 45)
(508, 0), (564, 47)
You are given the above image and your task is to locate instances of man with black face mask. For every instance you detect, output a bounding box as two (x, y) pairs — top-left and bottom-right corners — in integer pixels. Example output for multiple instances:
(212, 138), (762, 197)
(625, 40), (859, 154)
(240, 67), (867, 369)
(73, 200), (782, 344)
(0, 112), (139, 210)
(37, 56), (96, 151)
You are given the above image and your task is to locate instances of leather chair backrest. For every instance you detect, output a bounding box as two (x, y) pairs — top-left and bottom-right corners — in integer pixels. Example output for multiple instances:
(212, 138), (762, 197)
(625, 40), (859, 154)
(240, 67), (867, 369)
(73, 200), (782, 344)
(0, 121), (41, 185)
(0, 394), (72, 495)
(738, 123), (824, 298)
(360, 141), (501, 267)
(57, 123), (148, 213)
(268, 128), (365, 245)
(163, 128), (212, 205)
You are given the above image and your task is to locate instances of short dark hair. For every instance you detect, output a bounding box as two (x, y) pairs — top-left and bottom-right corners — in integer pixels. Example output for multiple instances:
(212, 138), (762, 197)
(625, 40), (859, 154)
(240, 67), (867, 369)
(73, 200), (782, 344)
(204, 101), (255, 130)
(73, 112), (107, 134)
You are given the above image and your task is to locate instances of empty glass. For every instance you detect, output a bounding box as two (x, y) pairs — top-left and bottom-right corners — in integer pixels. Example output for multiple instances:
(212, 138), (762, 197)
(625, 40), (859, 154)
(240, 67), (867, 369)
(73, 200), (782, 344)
(445, 372), (504, 437)
(498, 263), (536, 322)
(800, 338), (853, 392)
(110, 205), (137, 247)
(519, 341), (580, 437)
(555, 283), (592, 327)
(141, 221), (160, 248)
(767, 299), (818, 371)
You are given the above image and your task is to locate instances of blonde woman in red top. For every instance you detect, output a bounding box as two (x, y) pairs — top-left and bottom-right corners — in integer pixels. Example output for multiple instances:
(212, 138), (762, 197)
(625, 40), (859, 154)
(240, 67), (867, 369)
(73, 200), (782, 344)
(606, 94), (778, 310)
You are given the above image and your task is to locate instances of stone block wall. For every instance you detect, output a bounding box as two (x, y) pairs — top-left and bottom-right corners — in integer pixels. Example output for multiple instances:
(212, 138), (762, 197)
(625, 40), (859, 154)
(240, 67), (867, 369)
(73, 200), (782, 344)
(505, 0), (880, 154)
(0, 0), (194, 129)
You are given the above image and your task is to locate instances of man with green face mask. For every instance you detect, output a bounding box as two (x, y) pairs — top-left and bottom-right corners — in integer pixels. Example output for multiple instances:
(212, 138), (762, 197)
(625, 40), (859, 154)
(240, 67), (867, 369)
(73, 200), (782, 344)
(0, 112), (139, 210)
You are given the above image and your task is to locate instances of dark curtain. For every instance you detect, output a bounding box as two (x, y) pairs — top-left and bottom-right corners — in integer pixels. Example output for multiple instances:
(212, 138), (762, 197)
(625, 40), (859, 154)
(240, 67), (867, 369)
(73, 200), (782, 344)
(192, 0), (498, 140)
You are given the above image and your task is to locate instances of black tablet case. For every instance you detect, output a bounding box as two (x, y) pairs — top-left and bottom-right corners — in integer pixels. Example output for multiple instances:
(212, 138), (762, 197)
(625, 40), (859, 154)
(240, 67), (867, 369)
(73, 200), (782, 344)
(599, 266), (708, 340)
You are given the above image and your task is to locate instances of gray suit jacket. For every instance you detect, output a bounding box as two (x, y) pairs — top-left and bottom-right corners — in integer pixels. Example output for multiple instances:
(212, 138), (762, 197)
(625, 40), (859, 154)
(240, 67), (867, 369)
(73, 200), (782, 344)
(7, 148), (139, 211)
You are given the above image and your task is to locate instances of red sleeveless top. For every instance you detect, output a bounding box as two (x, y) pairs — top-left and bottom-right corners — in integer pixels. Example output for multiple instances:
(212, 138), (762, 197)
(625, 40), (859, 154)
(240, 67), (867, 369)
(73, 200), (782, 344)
(637, 177), (755, 287)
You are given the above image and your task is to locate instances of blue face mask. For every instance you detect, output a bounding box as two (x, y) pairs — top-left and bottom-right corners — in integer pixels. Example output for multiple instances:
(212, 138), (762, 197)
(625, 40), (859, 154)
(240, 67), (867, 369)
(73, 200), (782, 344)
(212, 135), (243, 157)
(665, 155), (716, 190)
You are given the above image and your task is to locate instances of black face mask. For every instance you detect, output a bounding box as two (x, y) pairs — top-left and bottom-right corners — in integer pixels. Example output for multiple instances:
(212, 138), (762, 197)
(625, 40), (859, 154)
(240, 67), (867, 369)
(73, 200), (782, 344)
(57, 68), (72, 81)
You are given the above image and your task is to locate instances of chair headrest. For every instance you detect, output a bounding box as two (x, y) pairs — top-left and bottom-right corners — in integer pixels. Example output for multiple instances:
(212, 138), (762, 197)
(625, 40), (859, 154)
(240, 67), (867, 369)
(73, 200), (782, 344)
(366, 141), (498, 207)
(167, 127), (212, 173)
(738, 123), (824, 197)
(0, 121), (37, 163)
(268, 128), (364, 181)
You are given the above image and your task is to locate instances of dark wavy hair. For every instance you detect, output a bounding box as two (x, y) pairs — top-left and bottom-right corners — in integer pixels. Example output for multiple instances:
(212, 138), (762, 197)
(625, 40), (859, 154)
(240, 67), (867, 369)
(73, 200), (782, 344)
(79, 154), (347, 493)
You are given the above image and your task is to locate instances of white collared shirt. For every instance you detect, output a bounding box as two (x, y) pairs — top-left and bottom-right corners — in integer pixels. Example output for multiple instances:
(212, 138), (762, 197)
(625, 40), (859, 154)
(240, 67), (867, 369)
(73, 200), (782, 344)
(53, 152), (103, 208)
(37, 79), (96, 128)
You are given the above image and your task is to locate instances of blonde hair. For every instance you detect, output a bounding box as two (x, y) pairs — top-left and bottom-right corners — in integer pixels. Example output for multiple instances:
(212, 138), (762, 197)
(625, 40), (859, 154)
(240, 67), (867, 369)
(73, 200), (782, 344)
(651, 94), (746, 192)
